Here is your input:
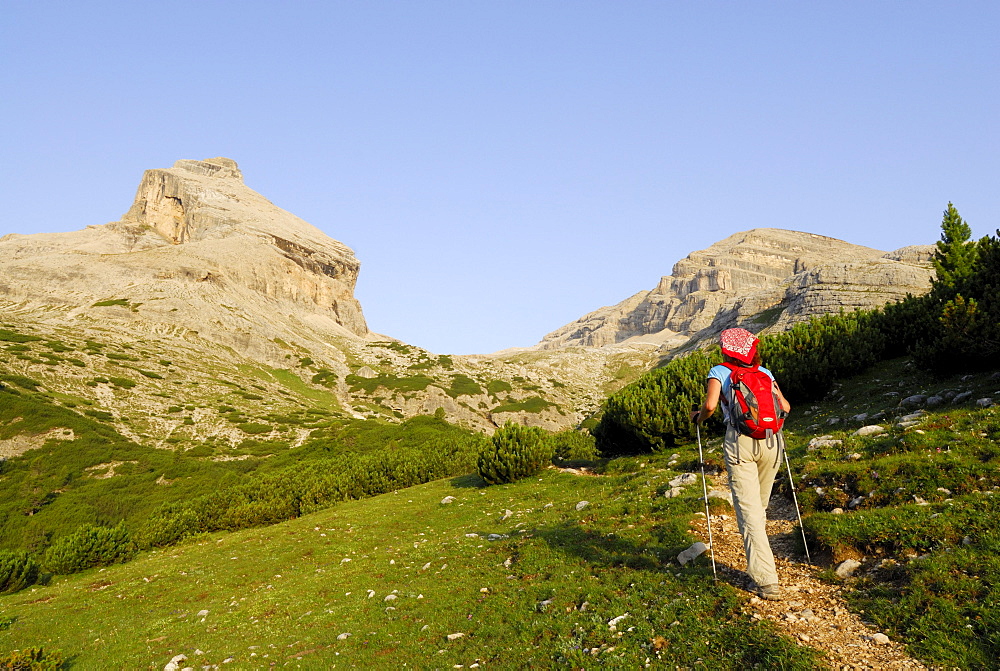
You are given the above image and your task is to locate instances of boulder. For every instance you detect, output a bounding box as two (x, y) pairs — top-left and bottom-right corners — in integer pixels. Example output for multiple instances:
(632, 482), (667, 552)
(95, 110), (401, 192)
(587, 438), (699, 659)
(677, 542), (709, 566)
(852, 425), (886, 437)
(808, 436), (842, 450)
(835, 559), (862, 578)
(900, 395), (928, 408)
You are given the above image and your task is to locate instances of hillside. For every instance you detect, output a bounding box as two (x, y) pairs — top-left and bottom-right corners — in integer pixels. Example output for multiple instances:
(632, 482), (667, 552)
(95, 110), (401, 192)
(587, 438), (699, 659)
(0, 159), (656, 436)
(4, 356), (1000, 667)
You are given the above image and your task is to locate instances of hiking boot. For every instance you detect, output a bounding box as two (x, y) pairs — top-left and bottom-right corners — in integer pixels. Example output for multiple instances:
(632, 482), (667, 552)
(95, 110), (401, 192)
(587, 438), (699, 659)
(756, 584), (782, 601)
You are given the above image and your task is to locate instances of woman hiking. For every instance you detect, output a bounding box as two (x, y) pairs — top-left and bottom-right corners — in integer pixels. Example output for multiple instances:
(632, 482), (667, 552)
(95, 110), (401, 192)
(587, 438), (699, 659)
(692, 328), (791, 601)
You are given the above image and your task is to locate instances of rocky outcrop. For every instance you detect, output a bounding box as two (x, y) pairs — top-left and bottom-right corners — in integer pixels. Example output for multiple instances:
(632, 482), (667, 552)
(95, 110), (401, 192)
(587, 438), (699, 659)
(0, 158), (368, 362)
(538, 229), (934, 350)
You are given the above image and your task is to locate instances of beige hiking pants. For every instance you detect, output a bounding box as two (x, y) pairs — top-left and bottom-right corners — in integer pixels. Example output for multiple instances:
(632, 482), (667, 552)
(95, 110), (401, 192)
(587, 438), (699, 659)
(723, 426), (783, 588)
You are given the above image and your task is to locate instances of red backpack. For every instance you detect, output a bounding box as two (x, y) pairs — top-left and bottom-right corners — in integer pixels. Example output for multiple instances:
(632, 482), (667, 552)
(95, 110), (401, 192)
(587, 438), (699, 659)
(721, 362), (786, 440)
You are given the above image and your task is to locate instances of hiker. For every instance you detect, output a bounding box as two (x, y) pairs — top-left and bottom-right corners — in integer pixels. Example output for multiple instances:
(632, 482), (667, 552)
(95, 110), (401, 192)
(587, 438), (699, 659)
(691, 328), (791, 601)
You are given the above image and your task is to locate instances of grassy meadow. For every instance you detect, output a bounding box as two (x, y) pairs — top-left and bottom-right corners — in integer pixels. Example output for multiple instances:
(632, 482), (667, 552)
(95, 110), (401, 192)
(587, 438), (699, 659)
(0, 457), (816, 669)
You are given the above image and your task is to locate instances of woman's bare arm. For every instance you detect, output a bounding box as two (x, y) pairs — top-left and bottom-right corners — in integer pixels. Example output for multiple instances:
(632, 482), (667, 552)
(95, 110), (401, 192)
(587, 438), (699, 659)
(693, 378), (722, 425)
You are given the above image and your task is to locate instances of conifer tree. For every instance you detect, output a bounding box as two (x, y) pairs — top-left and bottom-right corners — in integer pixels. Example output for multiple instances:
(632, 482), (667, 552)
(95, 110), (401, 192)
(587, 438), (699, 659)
(933, 202), (977, 292)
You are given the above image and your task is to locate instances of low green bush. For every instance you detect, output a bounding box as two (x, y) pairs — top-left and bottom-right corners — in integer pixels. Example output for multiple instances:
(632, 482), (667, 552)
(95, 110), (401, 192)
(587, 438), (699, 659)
(0, 647), (65, 670)
(549, 430), (598, 461)
(136, 428), (480, 548)
(447, 374), (482, 398)
(486, 380), (512, 396)
(311, 369), (338, 388)
(491, 396), (554, 414)
(477, 423), (554, 485)
(0, 550), (40, 594)
(43, 524), (137, 575)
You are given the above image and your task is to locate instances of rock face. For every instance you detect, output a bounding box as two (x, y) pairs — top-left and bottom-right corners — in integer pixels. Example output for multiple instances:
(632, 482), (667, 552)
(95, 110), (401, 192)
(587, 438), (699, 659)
(0, 158), (368, 361)
(538, 229), (934, 350)
(1, 158), (648, 437)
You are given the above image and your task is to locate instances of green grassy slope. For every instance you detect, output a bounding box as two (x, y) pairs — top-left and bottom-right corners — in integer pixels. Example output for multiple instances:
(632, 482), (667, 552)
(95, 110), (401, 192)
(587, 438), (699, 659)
(0, 462), (817, 669)
(778, 357), (1000, 668)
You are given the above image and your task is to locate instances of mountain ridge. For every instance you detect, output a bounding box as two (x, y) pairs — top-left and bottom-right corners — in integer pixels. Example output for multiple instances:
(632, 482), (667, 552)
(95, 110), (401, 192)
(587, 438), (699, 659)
(536, 228), (934, 351)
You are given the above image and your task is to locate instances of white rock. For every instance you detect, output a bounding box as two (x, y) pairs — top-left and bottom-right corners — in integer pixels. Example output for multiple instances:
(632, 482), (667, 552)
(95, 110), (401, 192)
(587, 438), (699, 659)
(441, 496), (456, 504)
(831, 508), (844, 514)
(464, 533), (479, 538)
(808, 436), (842, 450)
(848, 496), (865, 509)
(367, 590), (376, 598)
(607, 613), (629, 631)
(422, 562), (432, 570)
(848, 453), (862, 461)
(664, 487), (684, 498)
(500, 509), (513, 521)
(868, 633), (891, 645)
(384, 594), (397, 601)
(707, 489), (733, 505)
(668, 473), (698, 487)
(446, 633), (465, 641)
(676, 542), (708, 566)
(487, 533), (506, 541)
(196, 610), (209, 617)
(900, 395), (928, 408)
(978, 398), (995, 408)
(835, 559), (862, 578)
(337, 632), (351, 640)
(575, 500), (590, 511)
(853, 425), (885, 437)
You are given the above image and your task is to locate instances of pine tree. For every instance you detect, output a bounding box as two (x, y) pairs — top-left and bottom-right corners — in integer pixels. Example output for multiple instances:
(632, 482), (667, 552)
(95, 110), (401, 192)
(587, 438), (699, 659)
(933, 202), (977, 292)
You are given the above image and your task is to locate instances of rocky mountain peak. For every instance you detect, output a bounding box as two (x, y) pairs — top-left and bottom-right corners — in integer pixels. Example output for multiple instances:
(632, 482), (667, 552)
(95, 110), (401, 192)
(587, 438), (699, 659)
(537, 228), (934, 351)
(0, 158), (369, 356)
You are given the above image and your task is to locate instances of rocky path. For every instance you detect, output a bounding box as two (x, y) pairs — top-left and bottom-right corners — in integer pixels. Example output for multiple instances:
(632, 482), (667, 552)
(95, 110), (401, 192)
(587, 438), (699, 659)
(694, 472), (929, 670)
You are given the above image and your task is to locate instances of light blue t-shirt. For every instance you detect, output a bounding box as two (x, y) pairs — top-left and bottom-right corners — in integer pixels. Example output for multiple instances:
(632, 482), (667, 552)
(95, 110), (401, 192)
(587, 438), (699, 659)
(708, 364), (775, 424)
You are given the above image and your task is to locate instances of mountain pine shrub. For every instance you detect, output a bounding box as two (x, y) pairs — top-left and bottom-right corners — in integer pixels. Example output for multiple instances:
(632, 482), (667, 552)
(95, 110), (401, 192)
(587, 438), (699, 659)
(43, 524), (136, 575)
(0, 550), (39, 594)
(595, 347), (719, 456)
(476, 423), (554, 485)
(548, 430), (598, 461)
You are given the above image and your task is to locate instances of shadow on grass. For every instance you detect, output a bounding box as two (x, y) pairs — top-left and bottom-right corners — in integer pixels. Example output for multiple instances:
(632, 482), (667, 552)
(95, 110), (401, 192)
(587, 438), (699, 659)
(530, 520), (755, 592)
(449, 473), (488, 489)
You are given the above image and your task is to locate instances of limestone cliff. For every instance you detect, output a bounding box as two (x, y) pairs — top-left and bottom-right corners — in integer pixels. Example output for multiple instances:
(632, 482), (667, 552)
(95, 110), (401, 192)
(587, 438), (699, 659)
(0, 158), (627, 438)
(0, 158), (368, 361)
(538, 229), (934, 350)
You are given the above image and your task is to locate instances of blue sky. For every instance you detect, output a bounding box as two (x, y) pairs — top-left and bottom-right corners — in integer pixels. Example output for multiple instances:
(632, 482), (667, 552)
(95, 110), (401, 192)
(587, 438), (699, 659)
(2, 2), (998, 354)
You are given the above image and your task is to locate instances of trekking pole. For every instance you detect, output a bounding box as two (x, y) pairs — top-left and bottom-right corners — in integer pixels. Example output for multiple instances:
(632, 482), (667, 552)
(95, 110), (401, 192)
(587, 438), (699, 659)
(782, 446), (812, 564)
(696, 423), (718, 581)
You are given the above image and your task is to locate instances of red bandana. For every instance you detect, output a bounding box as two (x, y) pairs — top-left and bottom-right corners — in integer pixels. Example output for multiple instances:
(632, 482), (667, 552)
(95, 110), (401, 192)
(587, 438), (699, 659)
(720, 328), (758, 365)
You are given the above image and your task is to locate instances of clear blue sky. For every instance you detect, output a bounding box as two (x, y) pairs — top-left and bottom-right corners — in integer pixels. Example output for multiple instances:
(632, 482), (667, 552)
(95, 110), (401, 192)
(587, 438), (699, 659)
(2, 2), (998, 354)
